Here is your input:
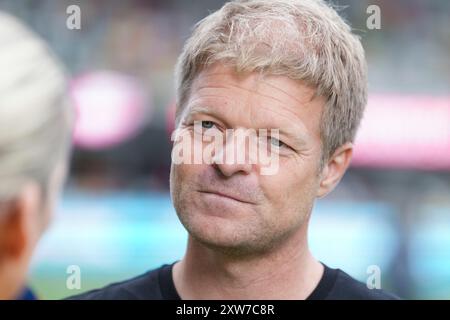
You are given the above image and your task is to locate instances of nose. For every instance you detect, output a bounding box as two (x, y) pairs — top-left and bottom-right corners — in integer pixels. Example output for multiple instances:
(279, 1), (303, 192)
(213, 158), (253, 177)
(212, 131), (254, 177)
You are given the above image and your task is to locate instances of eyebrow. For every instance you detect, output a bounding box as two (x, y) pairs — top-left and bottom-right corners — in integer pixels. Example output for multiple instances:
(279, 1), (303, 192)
(279, 127), (309, 147)
(182, 105), (226, 125)
(186, 105), (215, 117)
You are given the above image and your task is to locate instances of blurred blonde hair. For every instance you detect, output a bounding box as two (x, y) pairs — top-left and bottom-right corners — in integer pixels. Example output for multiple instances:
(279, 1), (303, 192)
(175, 0), (367, 166)
(0, 12), (73, 202)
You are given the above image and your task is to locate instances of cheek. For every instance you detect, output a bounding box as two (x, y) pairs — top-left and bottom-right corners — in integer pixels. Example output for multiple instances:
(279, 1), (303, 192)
(170, 163), (201, 206)
(171, 163), (194, 188)
(262, 159), (319, 212)
(170, 164), (184, 205)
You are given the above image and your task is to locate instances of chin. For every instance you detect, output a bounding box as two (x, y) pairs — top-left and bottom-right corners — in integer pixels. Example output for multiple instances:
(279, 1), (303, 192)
(179, 210), (276, 256)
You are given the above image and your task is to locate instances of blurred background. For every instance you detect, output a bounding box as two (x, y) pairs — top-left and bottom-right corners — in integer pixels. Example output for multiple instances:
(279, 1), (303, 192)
(0, 0), (448, 299)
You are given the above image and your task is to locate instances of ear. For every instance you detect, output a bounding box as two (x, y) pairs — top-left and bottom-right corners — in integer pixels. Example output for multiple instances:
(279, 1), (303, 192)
(0, 183), (42, 262)
(316, 142), (353, 198)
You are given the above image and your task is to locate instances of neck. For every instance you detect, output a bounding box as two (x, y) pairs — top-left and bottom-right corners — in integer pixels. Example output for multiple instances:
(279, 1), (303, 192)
(173, 224), (323, 300)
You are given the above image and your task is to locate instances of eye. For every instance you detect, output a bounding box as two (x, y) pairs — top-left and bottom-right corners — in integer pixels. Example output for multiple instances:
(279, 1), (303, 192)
(201, 120), (216, 129)
(269, 136), (286, 148)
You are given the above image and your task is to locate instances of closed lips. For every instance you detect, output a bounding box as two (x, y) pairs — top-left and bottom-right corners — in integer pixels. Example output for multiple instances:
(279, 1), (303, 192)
(198, 189), (254, 204)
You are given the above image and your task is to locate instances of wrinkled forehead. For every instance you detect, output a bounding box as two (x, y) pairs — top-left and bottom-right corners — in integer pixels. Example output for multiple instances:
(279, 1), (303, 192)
(192, 64), (318, 100)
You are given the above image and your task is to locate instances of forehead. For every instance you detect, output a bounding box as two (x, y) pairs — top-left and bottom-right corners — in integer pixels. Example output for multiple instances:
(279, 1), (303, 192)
(186, 64), (324, 137)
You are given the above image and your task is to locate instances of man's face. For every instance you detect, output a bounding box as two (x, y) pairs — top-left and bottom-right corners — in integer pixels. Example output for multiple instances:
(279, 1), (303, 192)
(170, 64), (325, 255)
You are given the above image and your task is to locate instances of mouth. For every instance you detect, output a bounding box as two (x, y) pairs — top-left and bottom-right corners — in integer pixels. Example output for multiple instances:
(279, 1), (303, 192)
(197, 190), (254, 204)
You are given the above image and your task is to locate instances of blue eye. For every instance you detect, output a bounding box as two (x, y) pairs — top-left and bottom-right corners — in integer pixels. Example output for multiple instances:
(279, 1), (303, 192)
(201, 121), (215, 129)
(269, 136), (285, 148)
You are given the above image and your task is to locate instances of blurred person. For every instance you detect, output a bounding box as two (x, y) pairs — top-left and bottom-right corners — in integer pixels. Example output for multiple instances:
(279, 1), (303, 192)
(0, 12), (73, 299)
(71, 0), (398, 300)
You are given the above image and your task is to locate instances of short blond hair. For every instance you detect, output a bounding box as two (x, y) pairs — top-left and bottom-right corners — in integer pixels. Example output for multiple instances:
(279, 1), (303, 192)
(0, 12), (73, 201)
(175, 0), (367, 165)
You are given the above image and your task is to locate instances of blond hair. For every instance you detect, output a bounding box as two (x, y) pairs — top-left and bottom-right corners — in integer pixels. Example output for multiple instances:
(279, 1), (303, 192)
(175, 0), (367, 165)
(0, 12), (73, 201)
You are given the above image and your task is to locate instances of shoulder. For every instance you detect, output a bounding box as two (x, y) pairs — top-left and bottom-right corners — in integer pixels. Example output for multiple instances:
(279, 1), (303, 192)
(66, 265), (165, 300)
(328, 267), (401, 300)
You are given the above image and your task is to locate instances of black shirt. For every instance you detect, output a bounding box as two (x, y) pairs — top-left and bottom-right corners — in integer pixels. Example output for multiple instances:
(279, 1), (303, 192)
(67, 262), (399, 300)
